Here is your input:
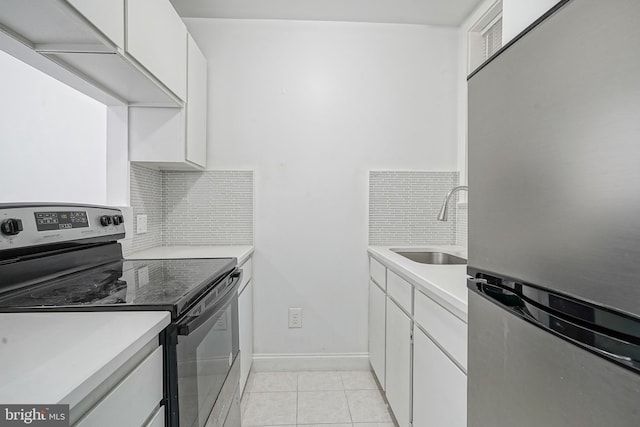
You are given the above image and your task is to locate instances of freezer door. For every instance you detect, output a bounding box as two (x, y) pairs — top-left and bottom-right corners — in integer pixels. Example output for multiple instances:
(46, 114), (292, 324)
(467, 0), (640, 317)
(467, 289), (640, 427)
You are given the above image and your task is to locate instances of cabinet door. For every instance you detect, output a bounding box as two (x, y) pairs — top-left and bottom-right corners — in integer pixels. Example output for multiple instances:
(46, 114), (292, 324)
(413, 328), (466, 427)
(369, 280), (386, 389)
(385, 298), (411, 427)
(128, 106), (186, 164)
(239, 280), (253, 394)
(127, 0), (187, 100)
(66, 0), (125, 48)
(186, 34), (207, 167)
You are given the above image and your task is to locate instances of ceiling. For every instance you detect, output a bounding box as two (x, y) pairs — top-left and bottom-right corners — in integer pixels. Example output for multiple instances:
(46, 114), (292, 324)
(169, 0), (486, 27)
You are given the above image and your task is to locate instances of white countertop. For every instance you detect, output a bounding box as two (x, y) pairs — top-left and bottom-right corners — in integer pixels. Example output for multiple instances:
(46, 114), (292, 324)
(127, 245), (254, 266)
(368, 245), (468, 322)
(0, 311), (170, 408)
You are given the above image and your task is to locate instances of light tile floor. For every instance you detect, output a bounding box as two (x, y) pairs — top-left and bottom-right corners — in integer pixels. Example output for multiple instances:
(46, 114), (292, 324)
(241, 371), (395, 427)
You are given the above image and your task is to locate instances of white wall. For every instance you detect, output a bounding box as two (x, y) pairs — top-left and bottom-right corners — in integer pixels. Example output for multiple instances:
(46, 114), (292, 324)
(186, 18), (459, 357)
(502, 0), (559, 44)
(0, 50), (107, 204)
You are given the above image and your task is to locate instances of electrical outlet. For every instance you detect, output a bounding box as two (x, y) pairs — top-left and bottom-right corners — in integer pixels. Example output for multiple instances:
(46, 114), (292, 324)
(136, 214), (147, 234)
(288, 308), (302, 328)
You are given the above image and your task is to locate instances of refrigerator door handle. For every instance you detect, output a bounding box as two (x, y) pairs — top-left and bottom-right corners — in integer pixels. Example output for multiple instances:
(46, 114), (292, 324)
(468, 278), (539, 324)
(467, 278), (640, 373)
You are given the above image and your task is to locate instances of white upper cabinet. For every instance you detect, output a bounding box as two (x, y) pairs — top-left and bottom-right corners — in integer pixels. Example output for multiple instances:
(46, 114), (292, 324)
(0, 0), (117, 48)
(129, 35), (208, 170)
(186, 34), (208, 167)
(126, 0), (187, 101)
(0, 0), (186, 106)
(66, 0), (125, 49)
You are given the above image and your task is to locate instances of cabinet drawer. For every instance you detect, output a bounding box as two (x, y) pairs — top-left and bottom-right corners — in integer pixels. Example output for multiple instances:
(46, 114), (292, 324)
(387, 270), (412, 313)
(414, 290), (467, 369)
(369, 257), (386, 289)
(76, 346), (163, 427)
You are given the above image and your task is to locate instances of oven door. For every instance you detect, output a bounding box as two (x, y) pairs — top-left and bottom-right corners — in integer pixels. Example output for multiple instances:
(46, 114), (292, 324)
(175, 270), (241, 427)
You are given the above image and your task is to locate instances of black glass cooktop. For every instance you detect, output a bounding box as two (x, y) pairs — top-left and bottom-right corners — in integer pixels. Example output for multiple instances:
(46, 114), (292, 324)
(0, 258), (236, 319)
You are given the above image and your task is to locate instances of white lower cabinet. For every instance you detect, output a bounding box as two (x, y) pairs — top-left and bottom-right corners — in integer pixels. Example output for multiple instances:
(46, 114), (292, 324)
(385, 298), (411, 427)
(413, 328), (466, 427)
(368, 254), (468, 427)
(238, 278), (253, 394)
(238, 257), (254, 394)
(368, 280), (386, 389)
(75, 346), (163, 427)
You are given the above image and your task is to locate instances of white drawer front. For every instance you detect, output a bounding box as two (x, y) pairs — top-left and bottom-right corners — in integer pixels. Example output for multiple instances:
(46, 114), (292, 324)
(369, 257), (386, 289)
(414, 290), (467, 369)
(387, 270), (412, 314)
(76, 346), (163, 427)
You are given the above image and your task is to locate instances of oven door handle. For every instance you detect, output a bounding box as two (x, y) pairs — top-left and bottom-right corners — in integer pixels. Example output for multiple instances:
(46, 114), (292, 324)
(177, 270), (242, 336)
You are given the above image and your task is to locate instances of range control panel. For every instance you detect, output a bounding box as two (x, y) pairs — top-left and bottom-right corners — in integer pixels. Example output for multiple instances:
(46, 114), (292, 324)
(0, 204), (126, 252)
(35, 211), (89, 231)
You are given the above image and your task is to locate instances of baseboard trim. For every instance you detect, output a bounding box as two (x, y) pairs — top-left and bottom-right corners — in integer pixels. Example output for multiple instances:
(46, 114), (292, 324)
(251, 352), (370, 372)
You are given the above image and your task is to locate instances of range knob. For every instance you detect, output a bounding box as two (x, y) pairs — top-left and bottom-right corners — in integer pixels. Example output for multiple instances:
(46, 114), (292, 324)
(112, 215), (124, 226)
(1, 218), (23, 236)
(100, 215), (112, 226)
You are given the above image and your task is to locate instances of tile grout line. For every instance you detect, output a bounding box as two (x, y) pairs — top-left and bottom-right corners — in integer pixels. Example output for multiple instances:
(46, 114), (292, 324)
(246, 371), (387, 427)
(341, 373), (354, 425)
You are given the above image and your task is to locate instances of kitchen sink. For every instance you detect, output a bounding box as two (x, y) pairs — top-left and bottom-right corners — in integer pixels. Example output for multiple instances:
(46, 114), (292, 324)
(391, 250), (467, 265)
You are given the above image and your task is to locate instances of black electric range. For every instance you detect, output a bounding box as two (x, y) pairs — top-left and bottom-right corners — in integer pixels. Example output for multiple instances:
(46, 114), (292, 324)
(0, 246), (236, 319)
(0, 204), (242, 427)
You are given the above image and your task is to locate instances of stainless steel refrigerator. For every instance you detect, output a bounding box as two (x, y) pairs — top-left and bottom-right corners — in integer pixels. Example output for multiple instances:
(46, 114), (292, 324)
(467, 1), (640, 426)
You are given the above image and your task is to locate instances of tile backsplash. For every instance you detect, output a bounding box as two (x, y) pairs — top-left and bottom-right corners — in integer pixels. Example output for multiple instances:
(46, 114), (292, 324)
(369, 171), (461, 246)
(127, 165), (253, 255)
(163, 171), (253, 246)
(455, 202), (468, 247)
(130, 167), (463, 252)
(129, 164), (163, 254)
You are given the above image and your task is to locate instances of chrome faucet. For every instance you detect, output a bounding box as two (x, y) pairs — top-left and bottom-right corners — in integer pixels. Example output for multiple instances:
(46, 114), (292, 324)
(437, 185), (468, 221)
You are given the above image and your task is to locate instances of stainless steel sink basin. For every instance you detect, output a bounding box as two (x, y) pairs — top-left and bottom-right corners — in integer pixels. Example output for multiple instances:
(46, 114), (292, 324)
(391, 250), (467, 265)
